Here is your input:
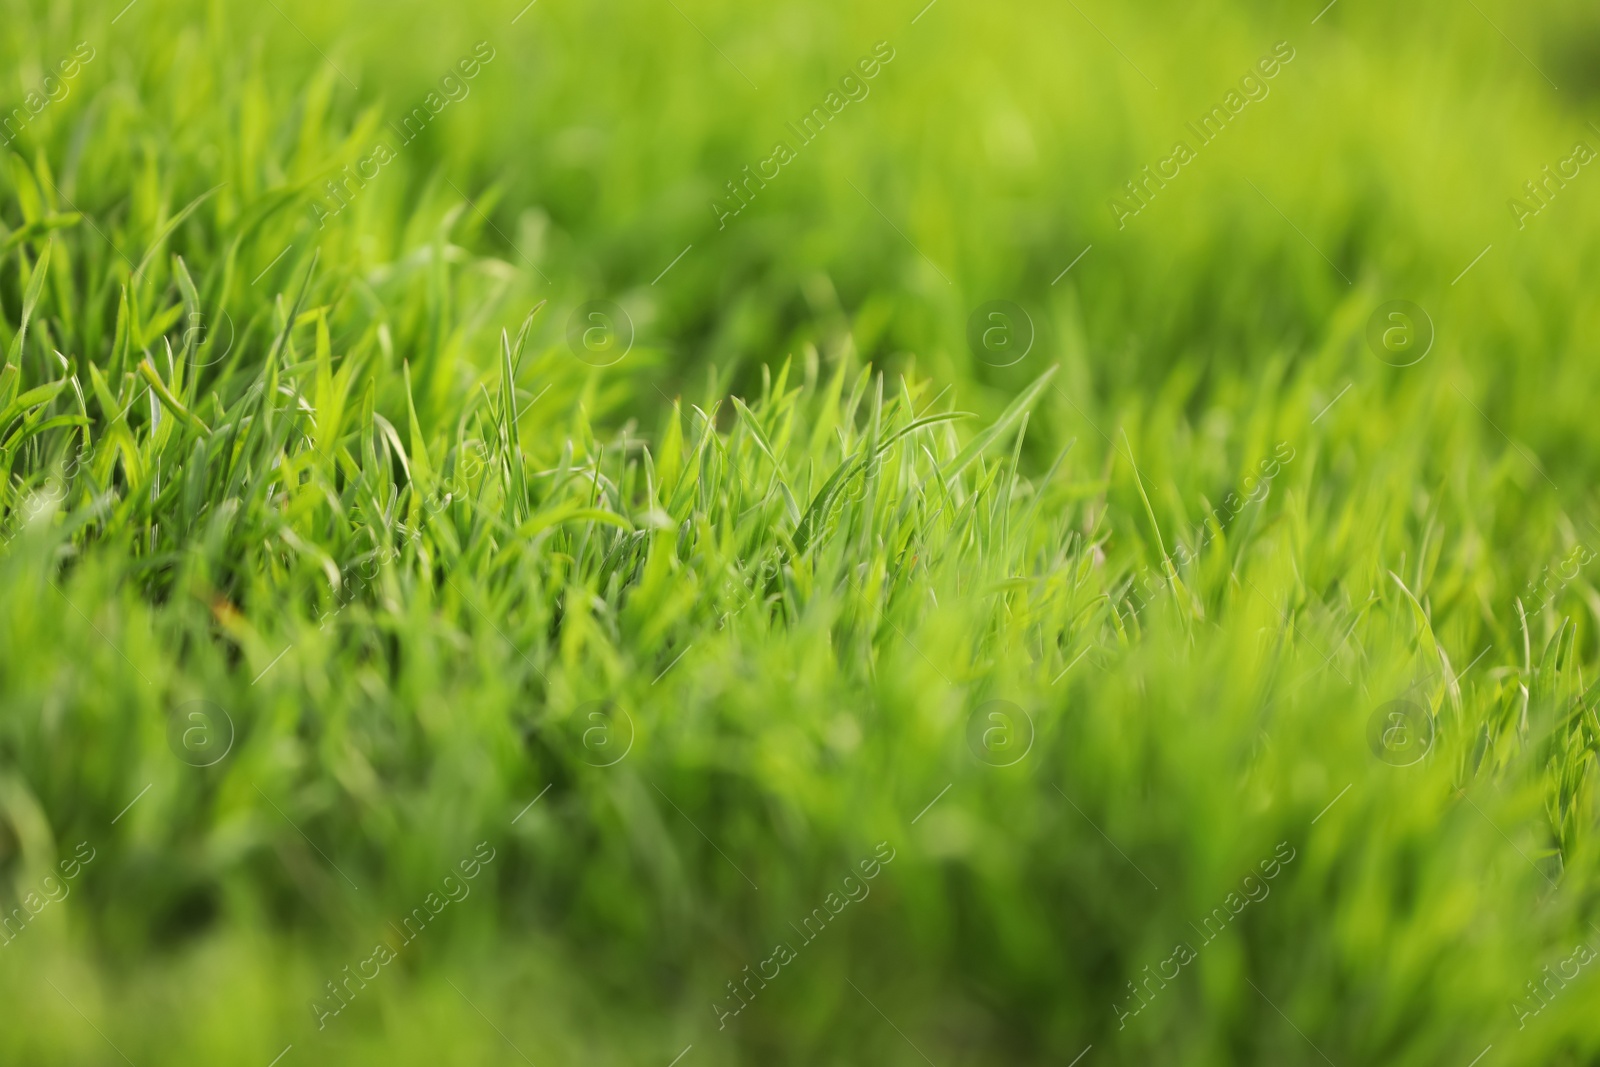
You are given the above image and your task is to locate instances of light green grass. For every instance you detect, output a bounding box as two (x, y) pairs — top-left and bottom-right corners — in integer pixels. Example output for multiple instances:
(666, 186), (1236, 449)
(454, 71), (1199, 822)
(2, 0), (1600, 1064)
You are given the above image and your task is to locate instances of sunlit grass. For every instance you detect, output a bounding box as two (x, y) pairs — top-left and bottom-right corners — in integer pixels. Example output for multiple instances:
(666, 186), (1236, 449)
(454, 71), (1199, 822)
(2, 0), (1599, 1063)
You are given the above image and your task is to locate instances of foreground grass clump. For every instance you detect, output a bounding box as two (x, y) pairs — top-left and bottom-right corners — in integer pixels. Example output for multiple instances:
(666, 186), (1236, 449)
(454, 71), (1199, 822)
(3, 0), (1600, 1064)
(1, 259), (1597, 1065)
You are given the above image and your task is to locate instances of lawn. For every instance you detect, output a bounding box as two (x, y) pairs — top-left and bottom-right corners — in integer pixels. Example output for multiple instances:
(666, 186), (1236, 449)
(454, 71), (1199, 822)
(2, 0), (1600, 1064)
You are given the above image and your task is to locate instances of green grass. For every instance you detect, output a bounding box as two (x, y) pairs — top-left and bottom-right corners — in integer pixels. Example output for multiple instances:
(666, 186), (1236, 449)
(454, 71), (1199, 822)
(3, 0), (1600, 1063)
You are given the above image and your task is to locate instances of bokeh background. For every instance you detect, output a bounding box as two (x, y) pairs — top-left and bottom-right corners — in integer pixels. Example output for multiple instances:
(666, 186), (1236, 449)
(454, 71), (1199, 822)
(3, 0), (1600, 1063)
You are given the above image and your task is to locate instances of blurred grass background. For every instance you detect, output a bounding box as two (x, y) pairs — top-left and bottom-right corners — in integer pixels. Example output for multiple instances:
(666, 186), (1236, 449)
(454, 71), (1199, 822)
(2, 0), (1600, 1063)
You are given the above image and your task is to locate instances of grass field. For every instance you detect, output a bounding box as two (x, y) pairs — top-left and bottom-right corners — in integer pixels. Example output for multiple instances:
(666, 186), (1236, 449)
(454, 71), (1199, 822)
(3, 0), (1600, 1063)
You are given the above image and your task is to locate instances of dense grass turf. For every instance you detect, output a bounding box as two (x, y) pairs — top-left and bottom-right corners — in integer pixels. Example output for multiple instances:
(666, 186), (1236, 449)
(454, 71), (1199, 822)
(3, 0), (1600, 1063)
